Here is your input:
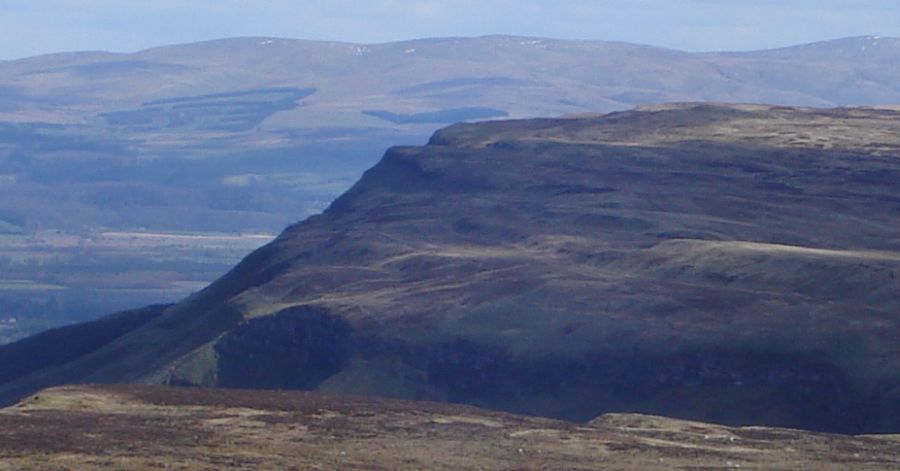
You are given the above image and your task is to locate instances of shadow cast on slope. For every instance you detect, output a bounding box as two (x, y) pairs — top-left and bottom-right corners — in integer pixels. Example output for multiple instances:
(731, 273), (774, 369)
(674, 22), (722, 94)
(209, 307), (896, 434)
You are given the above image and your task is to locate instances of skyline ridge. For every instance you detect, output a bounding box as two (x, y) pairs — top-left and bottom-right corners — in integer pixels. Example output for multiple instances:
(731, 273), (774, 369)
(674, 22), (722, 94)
(5, 33), (900, 62)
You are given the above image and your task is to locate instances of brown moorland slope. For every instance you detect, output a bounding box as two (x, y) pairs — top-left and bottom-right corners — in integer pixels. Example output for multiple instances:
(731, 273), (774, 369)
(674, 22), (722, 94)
(1, 103), (899, 433)
(1, 385), (898, 471)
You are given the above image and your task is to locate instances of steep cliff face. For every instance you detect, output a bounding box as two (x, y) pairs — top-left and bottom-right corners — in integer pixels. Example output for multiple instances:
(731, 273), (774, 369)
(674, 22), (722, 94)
(2, 103), (899, 432)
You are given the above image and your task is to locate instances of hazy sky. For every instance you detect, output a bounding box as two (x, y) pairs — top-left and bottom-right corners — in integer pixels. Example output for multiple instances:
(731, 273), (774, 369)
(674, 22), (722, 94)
(3, 0), (900, 60)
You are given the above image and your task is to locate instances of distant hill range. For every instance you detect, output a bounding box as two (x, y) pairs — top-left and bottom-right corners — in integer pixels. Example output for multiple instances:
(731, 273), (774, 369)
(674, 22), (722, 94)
(2, 103), (899, 434)
(4, 35), (900, 125)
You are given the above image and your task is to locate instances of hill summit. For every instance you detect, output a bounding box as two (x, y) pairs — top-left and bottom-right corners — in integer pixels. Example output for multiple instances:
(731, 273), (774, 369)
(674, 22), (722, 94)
(2, 103), (899, 433)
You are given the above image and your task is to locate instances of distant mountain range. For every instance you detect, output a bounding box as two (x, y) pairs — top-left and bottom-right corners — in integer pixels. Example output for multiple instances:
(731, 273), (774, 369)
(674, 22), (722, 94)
(2, 103), (899, 434)
(3, 35), (900, 126)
